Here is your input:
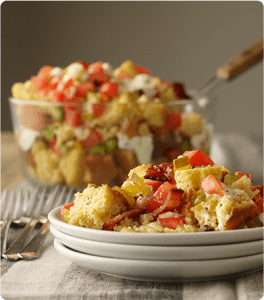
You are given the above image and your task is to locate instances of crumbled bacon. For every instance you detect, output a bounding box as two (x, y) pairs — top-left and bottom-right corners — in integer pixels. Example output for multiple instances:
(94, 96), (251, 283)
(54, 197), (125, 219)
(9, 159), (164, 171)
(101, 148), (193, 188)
(144, 162), (175, 183)
(102, 207), (145, 231)
(172, 82), (190, 99)
(177, 187), (194, 218)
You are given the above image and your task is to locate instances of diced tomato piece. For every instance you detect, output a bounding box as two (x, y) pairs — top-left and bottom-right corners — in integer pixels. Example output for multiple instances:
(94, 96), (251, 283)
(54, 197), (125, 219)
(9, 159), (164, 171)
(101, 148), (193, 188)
(156, 113), (182, 134)
(158, 216), (185, 230)
(252, 195), (263, 217)
(78, 60), (89, 70)
(144, 179), (164, 193)
(201, 175), (226, 197)
(134, 65), (151, 75)
(91, 103), (106, 117)
(49, 89), (66, 102)
(49, 138), (61, 156)
(64, 106), (82, 127)
(50, 76), (61, 89)
(221, 169), (229, 182)
(100, 82), (119, 98)
(88, 62), (111, 83)
(251, 185), (263, 197)
(38, 88), (51, 98)
(60, 202), (75, 221)
(57, 78), (74, 92)
(81, 129), (103, 150)
(75, 82), (96, 97)
(183, 150), (215, 167)
(38, 65), (53, 78)
(135, 196), (149, 208)
(116, 69), (129, 80)
(235, 171), (251, 180)
(146, 182), (177, 213)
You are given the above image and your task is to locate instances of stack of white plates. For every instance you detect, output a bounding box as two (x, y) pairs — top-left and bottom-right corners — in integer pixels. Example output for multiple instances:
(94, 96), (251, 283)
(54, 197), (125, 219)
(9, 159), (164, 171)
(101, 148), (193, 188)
(48, 206), (263, 282)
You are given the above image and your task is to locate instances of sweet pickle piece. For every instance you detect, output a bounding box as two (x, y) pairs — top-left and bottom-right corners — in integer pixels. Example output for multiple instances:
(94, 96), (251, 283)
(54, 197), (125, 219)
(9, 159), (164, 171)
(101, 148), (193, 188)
(224, 173), (238, 186)
(193, 193), (206, 206)
(130, 172), (151, 197)
(173, 156), (191, 172)
(113, 186), (135, 207)
(123, 183), (141, 196)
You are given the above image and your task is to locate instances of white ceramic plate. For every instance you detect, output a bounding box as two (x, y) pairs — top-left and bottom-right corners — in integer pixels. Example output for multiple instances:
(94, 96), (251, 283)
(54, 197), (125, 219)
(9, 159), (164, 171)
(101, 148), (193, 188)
(54, 239), (263, 282)
(50, 224), (263, 261)
(49, 206), (263, 246)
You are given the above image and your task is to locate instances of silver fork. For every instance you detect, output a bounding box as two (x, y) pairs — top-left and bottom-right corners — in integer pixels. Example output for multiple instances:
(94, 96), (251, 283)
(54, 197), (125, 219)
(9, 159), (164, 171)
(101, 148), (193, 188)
(18, 186), (76, 260)
(1, 189), (29, 254)
(2, 185), (49, 261)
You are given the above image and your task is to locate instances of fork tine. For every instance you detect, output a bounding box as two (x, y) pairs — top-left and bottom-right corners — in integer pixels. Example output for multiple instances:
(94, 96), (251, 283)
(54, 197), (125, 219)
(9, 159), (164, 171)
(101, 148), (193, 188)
(65, 188), (76, 204)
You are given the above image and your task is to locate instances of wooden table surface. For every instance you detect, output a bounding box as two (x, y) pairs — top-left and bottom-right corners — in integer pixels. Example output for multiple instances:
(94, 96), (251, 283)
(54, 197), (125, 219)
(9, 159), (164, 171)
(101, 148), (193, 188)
(1, 131), (24, 192)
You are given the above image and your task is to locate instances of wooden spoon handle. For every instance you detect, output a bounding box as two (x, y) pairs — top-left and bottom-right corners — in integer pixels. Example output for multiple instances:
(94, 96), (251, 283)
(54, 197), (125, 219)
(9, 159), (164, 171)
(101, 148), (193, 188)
(216, 39), (263, 80)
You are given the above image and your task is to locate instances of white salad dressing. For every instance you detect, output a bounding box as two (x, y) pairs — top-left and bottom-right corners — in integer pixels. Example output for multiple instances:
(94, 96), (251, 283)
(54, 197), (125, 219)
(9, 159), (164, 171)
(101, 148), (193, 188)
(117, 133), (154, 165)
(19, 128), (40, 151)
(123, 74), (156, 99)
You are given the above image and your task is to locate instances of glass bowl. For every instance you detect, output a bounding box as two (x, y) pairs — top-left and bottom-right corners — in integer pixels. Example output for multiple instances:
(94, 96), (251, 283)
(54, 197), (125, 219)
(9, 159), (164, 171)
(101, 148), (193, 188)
(9, 91), (215, 189)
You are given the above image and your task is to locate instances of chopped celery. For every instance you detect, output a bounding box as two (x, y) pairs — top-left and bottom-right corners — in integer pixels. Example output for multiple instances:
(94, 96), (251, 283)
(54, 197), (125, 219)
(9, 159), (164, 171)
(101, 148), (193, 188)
(105, 139), (117, 152)
(89, 143), (107, 154)
(173, 155), (191, 172)
(193, 193), (206, 206)
(56, 108), (64, 121)
(42, 124), (57, 139)
(60, 144), (71, 154)
(224, 173), (238, 185)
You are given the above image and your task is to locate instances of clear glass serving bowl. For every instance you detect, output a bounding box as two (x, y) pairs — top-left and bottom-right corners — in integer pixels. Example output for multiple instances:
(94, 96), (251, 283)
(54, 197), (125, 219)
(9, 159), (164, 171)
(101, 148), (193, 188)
(9, 91), (215, 189)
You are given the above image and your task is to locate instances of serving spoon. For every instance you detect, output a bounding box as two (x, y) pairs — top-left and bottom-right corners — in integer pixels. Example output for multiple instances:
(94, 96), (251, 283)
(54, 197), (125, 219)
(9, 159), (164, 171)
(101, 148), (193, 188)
(195, 39), (263, 99)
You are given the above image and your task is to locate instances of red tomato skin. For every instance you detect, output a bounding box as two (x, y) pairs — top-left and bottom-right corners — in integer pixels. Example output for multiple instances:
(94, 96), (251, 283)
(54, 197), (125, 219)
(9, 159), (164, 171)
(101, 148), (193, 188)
(252, 195), (263, 217)
(49, 90), (66, 102)
(64, 106), (82, 127)
(88, 62), (111, 83)
(201, 175), (225, 197)
(158, 217), (185, 230)
(81, 130), (103, 150)
(146, 182), (177, 213)
(75, 82), (96, 97)
(235, 171), (251, 180)
(91, 103), (106, 117)
(49, 138), (61, 156)
(100, 82), (119, 97)
(134, 65), (151, 75)
(183, 150), (215, 167)
(144, 179), (164, 193)
(78, 61), (89, 70)
(60, 202), (75, 221)
(155, 113), (181, 134)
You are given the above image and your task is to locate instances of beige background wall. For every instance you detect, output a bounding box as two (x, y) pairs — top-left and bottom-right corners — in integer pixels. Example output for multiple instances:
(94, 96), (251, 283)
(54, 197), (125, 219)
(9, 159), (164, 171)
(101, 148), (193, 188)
(2, 1), (263, 136)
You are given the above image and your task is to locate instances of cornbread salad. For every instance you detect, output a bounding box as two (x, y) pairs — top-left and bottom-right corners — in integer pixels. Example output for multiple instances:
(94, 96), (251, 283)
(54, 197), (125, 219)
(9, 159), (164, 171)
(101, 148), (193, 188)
(61, 150), (263, 233)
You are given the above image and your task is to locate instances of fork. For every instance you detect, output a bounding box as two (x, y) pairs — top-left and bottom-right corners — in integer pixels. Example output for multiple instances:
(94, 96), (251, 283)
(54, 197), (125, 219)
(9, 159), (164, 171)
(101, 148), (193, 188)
(18, 186), (76, 260)
(1, 189), (28, 254)
(2, 185), (49, 260)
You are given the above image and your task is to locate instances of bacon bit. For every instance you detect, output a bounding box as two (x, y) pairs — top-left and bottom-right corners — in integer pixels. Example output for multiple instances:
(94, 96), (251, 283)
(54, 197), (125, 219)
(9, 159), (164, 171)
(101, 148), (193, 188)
(144, 162), (175, 183)
(102, 207), (145, 231)
(177, 187), (194, 218)
(251, 185), (263, 197)
(135, 196), (149, 208)
(171, 82), (190, 99)
(152, 188), (184, 219)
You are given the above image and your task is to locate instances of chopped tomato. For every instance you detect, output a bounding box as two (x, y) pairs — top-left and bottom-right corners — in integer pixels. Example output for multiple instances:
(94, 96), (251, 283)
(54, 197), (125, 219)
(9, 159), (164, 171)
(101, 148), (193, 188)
(57, 78), (74, 92)
(78, 60), (89, 70)
(38, 88), (51, 98)
(60, 202), (75, 221)
(64, 106), (82, 127)
(116, 69), (129, 80)
(158, 216), (185, 230)
(146, 182), (177, 213)
(38, 65), (53, 78)
(144, 179), (164, 193)
(201, 175), (225, 197)
(49, 89), (66, 102)
(134, 65), (151, 75)
(156, 113), (182, 134)
(88, 61), (111, 83)
(91, 103), (106, 117)
(75, 82), (96, 97)
(50, 76), (61, 89)
(49, 138), (61, 156)
(251, 185), (263, 197)
(183, 150), (215, 167)
(100, 82), (119, 98)
(235, 171), (251, 180)
(135, 196), (149, 208)
(252, 195), (263, 217)
(81, 129), (103, 150)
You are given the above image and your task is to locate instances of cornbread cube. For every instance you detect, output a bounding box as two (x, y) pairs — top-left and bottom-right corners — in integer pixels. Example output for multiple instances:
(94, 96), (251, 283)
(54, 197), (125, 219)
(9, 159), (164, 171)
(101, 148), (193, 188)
(84, 153), (118, 186)
(230, 175), (258, 199)
(31, 140), (64, 185)
(141, 102), (166, 127)
(179, 112), (204, 136)
(175, 165), (223, 191)
(54, 122), (75, 148)
(114, 149), (139, 174)
(59, 147), (85, 187)
(64, 184), (130, 229)
(113, 60), (138, 78)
